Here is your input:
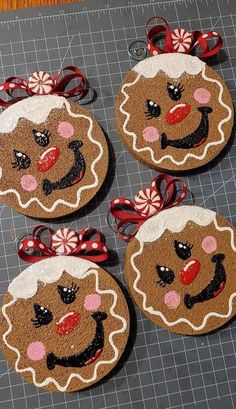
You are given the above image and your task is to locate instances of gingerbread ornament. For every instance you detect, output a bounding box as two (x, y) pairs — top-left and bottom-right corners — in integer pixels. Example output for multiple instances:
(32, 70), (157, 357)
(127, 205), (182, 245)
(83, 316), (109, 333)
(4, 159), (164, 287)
(109, 175), (236, 335)
(115, 17), (234, 172)
(0, 227), (130, 392)
(0, 67), (108, 218)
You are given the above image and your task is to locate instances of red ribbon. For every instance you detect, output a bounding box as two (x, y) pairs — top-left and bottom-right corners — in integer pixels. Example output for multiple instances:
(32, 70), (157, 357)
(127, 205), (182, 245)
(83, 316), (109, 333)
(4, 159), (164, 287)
(108, 174), (188, 241)
(146, 16), (223, 58)
(18, 225), (108, 264)
(0, 66), (88, 108)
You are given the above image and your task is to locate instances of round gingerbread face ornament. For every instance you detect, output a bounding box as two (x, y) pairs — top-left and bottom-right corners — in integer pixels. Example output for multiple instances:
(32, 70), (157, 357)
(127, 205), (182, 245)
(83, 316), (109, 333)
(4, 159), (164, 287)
(0, 257), (129, 392)
(0, 95), (108, 218)
(115, 53), (233, 172)
(125, 205), (236, 335)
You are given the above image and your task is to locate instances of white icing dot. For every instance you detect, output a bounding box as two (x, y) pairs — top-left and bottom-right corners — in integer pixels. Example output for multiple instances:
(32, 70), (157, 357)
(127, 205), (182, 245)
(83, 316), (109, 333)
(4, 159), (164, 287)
(170, 85), (174, 89)
(160, 266), (165, 271)
(40, 306), (44, 310)
(27, 240), (34, 247)
(125, 200), (131, 204)
(16, 152), (22, 157)
(153, 50), (158, 55)
(179, 243), (183, 248)
(92, 242), (98, 249)
(149, 101), (154, 106)
(63, 288), (67, 292)
(81, 243), (86, 249)
(36, 132), (41, 137)
(103, 246), (107, 252)
(9, 83), (15, 88)
(212, 31), (218, 35)
(68, 289), (71, 293)
(114, 199), (119, 204)
(39, 243), (45, 249)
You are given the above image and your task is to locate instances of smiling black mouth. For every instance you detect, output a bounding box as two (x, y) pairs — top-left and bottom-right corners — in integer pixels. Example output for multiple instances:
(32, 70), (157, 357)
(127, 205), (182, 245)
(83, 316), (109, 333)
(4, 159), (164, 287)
(161, 106), (213, 150)
(42, 140), (86, 196)
(46, 311), (107, 370)
(184, 254), (226, 309)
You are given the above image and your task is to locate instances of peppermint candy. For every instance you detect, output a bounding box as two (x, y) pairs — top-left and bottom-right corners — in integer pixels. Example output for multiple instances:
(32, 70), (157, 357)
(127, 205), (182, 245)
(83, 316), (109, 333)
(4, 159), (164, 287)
(134, 188), (162, 217)
(171, 29), (192, 53)
(28, 71), (54, 95)
(51, 228), (79, 255)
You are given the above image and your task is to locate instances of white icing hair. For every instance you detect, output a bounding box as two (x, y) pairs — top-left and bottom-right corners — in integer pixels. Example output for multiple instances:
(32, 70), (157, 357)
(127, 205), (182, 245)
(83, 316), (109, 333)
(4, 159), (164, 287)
(0, 95), (66, 133)
(133, 53), (205, 79)
(8, 256), (99, 299)
(136, 205), (216, 243)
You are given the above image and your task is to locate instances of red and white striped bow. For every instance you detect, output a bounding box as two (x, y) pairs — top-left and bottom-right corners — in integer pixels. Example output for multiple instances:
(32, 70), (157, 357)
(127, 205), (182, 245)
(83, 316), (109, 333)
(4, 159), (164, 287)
(108, 174), (188, 241)
(146, 16), (223, 59)
(18, 225), (108, 264)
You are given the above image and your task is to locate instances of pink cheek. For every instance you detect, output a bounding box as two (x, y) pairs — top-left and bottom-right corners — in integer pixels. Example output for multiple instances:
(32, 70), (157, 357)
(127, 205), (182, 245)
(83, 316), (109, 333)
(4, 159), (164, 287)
(58, 122), (74, 139)
(27, 341), (46, 361)
(142, 126), (160, 142)
(164, 290), (181, 309)
(201, 235), (217, 254)
(20, 175), (38, 192)
(194, 88), (211, 104)
(84, 294), (102, 311)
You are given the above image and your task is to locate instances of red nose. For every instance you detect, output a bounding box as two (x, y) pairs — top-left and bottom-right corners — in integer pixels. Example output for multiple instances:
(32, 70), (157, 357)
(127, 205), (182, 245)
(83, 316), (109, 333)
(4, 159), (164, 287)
(36, 146), (60, 172)
(56, 311), (80, 336)
(165, 103), (191, 125)
(179, 259), (201, 285)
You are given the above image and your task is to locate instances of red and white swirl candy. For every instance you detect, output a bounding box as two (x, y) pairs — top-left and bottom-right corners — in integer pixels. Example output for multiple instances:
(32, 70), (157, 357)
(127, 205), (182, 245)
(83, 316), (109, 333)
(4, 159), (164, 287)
(51, 228), (79, 255)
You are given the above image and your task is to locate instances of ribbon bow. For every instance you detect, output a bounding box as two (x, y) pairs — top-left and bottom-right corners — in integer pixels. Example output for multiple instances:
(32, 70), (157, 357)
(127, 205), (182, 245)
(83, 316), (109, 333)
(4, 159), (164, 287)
(0, 66), (88, 108)
(18, 225), (108, 264)
(146, 16), (223, 59)
(108, 174), (187, 241)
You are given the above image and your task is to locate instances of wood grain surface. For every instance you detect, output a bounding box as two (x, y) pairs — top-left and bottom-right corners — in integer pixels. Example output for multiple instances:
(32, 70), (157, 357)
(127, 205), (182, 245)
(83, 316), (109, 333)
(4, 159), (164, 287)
(0, 0), (83, 11)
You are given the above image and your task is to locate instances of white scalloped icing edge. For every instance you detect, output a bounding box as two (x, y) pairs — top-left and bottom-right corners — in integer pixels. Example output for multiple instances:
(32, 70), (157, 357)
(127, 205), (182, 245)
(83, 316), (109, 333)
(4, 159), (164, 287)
(0, 96), (104, 212)
(119, 58), (232, 166)
(130, 206), (236, 330)
(2, 257), (128, 391)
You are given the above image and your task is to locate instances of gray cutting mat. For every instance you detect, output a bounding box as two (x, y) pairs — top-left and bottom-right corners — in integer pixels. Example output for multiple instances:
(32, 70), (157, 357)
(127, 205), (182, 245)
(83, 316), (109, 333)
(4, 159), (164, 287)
(0, 0), (236, 408)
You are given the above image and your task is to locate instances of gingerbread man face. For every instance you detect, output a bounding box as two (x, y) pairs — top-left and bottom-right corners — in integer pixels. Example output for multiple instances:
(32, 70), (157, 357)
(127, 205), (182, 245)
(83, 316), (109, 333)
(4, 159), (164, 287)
(0, 95), (108, 218)
(0, 257), (129, 392)
(116, 54), (233, 172)
(125, 206), (236, 335)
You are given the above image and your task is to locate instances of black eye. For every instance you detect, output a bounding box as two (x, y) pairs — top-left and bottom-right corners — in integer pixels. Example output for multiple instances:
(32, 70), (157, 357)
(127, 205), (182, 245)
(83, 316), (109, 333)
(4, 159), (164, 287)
(174, 240), (193, 260)
(57, 283), (79, 305)
(31, 303), (53, 328)
(12, 150), (31, 170)
(167, 82), (184, 101)
(145, 99), (161, 119)
(156, 265), (175, 287)
(32, 129), (50, 147)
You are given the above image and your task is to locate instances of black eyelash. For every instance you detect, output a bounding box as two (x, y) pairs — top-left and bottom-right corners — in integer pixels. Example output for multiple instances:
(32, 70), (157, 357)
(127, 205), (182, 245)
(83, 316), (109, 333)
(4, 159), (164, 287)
(31, 303), (53, 328)
(12, 150), (31, 170)
(145, 99), (161, 119)
(156, 265), (175, 287)
(174, 240), (193, 261)
(32, 129), (50, 147)
(167, 82), (184, 101)
(57, 282), (79, 305)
